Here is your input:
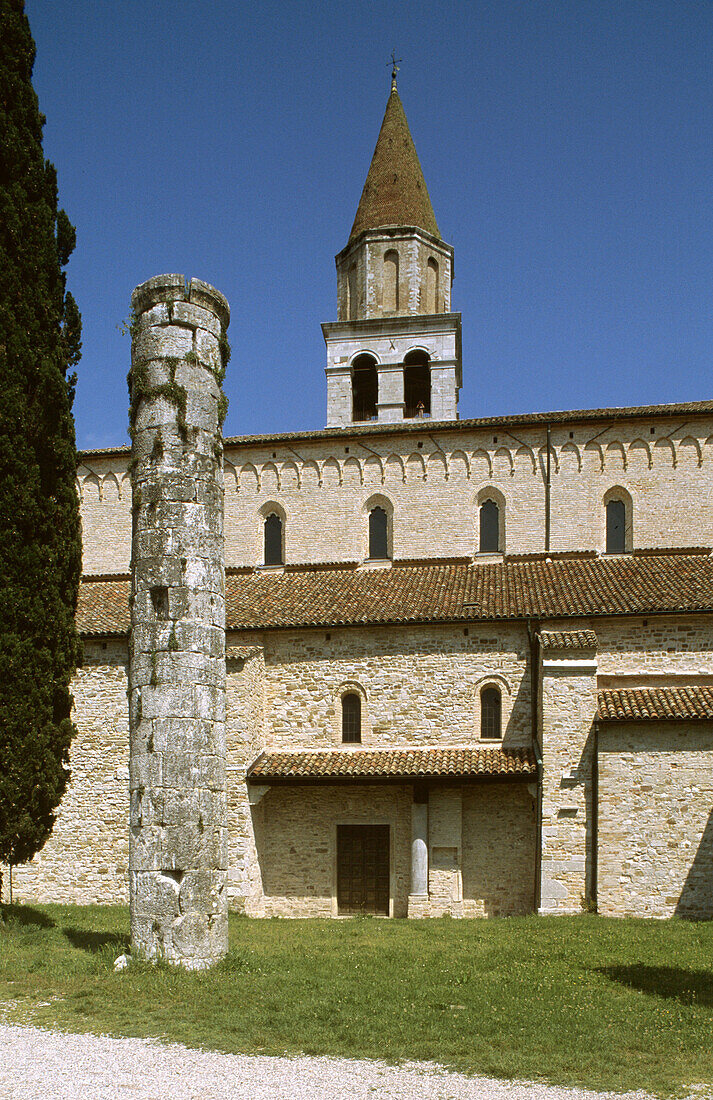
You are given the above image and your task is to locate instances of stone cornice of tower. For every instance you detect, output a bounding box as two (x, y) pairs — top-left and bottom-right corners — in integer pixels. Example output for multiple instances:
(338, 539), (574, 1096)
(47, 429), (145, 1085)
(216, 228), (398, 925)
(348, 86), (441, 244)
(335, 223), (453, 268)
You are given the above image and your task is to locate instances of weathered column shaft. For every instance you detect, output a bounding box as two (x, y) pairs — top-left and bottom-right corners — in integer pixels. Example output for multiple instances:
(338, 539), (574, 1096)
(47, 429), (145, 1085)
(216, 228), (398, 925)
(410, 799), (428, 896)
(128, 273), (230, 969)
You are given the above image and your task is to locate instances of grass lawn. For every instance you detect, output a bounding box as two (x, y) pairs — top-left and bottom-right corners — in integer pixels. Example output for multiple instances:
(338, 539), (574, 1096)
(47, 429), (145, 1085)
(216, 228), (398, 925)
(0, 905), (711, 1097)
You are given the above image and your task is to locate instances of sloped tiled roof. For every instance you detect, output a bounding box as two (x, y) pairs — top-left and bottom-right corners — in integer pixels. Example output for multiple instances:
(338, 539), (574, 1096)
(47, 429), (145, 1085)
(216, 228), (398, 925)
(247, 746), (537, 783)
(78, 575), (131, 636)
(598, 686), (713, 722)
(540, 629), (598, 650)
(348, 86), (440, 243)
(77, 550), (713, 636)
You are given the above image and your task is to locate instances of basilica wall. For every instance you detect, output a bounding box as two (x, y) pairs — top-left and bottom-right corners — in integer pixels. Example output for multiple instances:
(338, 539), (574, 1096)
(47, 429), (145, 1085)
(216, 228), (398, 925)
(241, 621), (532, 751)
(248, 784), (413, 917)
(222, 621), (534, 914)
(534, 613), (713, 918)
(597, 722), (713, 918)
(595, 613), (713, 918)
(245, 780), (536, 919)
(8, 609), (713, 918)
(77, 414), (713, 575)
(595, 615), (713, 680)
(8, 638), (130, 906)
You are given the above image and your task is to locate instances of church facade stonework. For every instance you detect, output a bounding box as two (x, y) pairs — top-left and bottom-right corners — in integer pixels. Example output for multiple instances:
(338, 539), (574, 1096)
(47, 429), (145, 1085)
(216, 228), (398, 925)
(6, 83), (713, 921)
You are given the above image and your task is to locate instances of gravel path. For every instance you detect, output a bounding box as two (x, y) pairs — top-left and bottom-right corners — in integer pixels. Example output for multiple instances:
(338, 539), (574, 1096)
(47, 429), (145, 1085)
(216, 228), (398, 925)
(0, 1023), (700, 1100)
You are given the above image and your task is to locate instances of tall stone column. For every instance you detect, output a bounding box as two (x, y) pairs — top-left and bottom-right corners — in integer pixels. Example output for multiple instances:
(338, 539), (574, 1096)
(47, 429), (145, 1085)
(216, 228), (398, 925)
(408, 787), (429, 917)
(128, 273), (230, 969)
(411, 800), (428, 895)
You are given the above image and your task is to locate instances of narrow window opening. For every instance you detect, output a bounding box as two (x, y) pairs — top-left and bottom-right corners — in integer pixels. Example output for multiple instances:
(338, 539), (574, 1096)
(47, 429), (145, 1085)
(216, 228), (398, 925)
(352, 354), (378, 422)
(404, 350), (430, 419)
(479, 499), (500, 553)
(426, 257), (439, 313)
(342, 693), (362, 743)
(481, 686), (502, 739)
(348, 263), (358, 321)
(368, 506), (389, 560)
(605, 498), (626, 554)
(383, 250), (399, 313)
(264, 512), (283, 566)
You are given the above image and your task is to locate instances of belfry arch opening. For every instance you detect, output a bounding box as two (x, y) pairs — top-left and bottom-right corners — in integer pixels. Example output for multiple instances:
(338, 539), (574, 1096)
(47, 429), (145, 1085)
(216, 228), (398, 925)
(404, 350), (431, 419)
(352, 354), (378, 422)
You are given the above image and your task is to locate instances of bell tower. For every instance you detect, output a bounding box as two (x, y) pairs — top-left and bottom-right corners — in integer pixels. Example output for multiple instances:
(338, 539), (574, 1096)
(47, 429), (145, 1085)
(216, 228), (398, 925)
(323, 70), (461, 426)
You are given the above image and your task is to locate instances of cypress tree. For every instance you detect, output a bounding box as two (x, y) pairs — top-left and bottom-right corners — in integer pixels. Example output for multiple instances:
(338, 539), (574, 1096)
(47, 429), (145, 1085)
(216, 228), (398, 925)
(0, 0), (82, 888)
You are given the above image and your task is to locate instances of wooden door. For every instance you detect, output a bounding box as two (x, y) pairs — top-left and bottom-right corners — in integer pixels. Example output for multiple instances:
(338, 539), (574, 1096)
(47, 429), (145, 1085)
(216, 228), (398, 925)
(337, 824), (390, 915)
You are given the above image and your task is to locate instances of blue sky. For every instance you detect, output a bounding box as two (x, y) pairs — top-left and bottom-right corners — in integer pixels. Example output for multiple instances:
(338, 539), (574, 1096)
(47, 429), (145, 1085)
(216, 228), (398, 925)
(25, 0), (713, 451)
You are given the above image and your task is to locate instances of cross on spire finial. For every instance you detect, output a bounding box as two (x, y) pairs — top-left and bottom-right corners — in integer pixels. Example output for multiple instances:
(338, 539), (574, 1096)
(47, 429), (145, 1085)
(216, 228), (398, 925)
(389, 50), (402, 91)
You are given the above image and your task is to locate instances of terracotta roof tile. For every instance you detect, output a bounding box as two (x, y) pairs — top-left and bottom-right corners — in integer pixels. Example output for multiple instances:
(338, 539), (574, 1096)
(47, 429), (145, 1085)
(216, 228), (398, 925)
(598, 686), (713, 721)
(77, 575), (132, 636)
(77, 550), (713, 636)
(247, 746), (537, 783)
(540, 629), (598, 650)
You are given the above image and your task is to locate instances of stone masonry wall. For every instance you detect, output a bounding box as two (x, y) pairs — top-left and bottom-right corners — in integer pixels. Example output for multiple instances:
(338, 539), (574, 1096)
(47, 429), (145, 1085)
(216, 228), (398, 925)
(598, 722), (713, 918)
(226, 648), (265, 913)
(78, 415), (713, 574)
(8, 640), (130, 905)
(596, 616), (713, 679)
(462, 784), (536, 916)
(10, 609), (713, 919)
(247, 621), (531, 751)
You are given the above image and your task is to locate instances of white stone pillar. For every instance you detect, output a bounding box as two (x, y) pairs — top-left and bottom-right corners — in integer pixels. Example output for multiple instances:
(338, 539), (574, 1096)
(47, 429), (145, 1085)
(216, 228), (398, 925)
(128, 273), (230, 969)
(411, 800), (428, 895)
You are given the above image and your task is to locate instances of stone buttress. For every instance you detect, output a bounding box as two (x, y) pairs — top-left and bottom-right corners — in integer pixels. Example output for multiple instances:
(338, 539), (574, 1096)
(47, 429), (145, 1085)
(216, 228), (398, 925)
(128, 273), (230, 968)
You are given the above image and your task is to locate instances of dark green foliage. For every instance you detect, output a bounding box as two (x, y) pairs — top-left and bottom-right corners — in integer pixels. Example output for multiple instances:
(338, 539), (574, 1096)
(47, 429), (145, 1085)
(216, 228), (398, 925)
(0, 1), (82, 869)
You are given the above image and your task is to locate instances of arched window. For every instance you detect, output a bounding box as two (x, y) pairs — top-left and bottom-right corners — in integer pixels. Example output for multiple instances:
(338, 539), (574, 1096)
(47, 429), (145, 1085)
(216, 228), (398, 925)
(342, 693), (362, 743)
(369, 506), (389, 560)
(605, 498), (626, 554)
(426, 257), (439, 313)
(352, 354), (378, 422)
(479, 499), (500, 553)
(404, 349), (431, 419)
(481, 686), (502, 740)
(348, 263), (358, 320)
(264, 512), (283, 566)
(383, 250), (399, 312)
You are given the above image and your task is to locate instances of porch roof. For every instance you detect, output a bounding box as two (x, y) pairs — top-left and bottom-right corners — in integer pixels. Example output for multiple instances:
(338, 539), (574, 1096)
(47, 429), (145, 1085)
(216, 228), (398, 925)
(246, 746), (538, 784)
(598, 685), (713, 722)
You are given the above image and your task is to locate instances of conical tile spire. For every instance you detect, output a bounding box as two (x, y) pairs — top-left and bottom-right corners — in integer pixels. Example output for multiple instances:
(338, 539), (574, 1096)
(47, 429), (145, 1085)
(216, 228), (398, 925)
(348, 85), (441, 243)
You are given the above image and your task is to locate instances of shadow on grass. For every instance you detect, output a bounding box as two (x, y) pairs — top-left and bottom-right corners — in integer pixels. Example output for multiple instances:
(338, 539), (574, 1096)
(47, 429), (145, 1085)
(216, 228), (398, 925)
(0, 904), (56, 929)
(597, 965), (713, 1006)
(62, 928), (130, 954)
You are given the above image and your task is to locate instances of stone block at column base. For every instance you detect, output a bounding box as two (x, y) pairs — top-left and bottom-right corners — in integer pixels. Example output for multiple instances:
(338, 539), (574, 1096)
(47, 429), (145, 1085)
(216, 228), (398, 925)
(407, 894), (464, 918)
(407, 893), (431, 918)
